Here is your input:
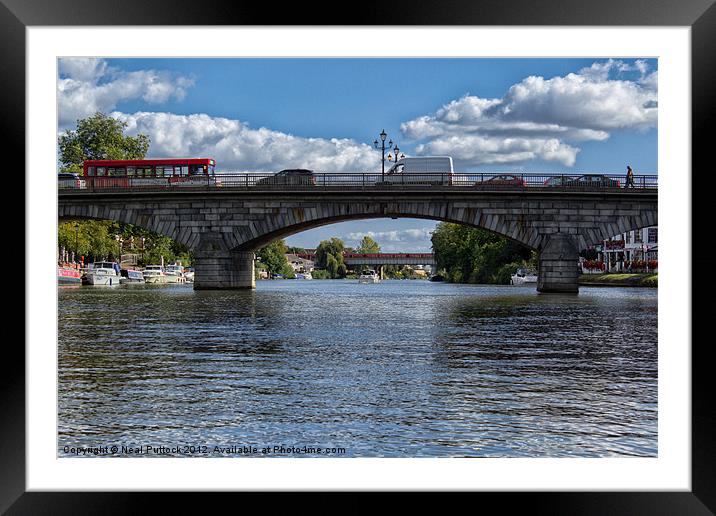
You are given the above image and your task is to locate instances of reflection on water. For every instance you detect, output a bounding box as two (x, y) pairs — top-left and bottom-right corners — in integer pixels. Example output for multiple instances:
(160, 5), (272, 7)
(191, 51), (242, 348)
(58, 280), (657, 457)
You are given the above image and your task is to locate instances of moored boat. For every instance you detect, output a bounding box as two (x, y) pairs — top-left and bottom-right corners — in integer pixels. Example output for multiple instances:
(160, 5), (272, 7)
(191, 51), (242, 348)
(120, 269), (146, 284)
(58, 265), (82, 285)
(142, 265), (167, 284)
(82, 262), (121, 286)
(183, 268), (195, 282)
(164, 263), (187, 283)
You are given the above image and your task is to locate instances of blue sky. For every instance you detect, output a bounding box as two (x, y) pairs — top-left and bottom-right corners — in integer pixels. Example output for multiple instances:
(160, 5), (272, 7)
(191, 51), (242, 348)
(58, 57), (658, 251)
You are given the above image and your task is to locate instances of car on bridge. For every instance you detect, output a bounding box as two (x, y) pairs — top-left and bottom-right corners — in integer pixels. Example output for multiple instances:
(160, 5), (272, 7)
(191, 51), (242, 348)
(474, 174), (527, 187)
(256, 169), (316, 186)
(567, 174), (621, 188)
(57, 172), (86, 189)
(543, 175), (578, 187)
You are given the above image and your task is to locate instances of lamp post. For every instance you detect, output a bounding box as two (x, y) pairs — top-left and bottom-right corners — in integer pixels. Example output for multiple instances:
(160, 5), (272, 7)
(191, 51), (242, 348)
(373, 129), (393, 181)
(141, 237), (146, 265)
(114, 235), (121, 263)
(387, 145), (405, 166)
(74, 222), (79, 266)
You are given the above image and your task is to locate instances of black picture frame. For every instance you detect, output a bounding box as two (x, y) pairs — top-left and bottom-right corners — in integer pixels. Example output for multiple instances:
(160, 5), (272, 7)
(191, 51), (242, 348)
(5, 0), (713, 512)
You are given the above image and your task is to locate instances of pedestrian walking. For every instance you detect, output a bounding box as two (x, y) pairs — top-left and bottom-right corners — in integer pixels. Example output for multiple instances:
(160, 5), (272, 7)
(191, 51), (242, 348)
(625, 165), (635, 188)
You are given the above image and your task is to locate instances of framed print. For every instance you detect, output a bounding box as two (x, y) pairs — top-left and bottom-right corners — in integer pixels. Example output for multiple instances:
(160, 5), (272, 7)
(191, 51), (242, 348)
(6, 0), (714, 512)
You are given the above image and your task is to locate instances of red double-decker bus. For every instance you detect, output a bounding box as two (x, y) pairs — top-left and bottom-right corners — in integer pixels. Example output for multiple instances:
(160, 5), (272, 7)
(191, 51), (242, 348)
(82, 158), (216, 188)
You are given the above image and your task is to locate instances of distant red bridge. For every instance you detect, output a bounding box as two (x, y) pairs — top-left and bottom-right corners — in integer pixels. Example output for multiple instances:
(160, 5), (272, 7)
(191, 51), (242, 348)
(293, 252), (435, 266)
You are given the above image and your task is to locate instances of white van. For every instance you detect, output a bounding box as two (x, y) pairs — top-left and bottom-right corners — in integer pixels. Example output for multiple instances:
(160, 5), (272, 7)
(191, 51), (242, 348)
(382, 156), (455, 185)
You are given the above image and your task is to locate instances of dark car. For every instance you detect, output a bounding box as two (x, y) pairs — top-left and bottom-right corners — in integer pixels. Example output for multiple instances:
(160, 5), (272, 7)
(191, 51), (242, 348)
(475, 174), (526, 187)
(256, 169), (315, 186)
(568, 174), (621, 188)
(543, 175), (578, 187)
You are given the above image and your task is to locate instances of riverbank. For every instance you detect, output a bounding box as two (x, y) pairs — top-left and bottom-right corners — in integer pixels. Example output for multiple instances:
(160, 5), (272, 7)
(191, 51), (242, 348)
(579, 273), (658, 287)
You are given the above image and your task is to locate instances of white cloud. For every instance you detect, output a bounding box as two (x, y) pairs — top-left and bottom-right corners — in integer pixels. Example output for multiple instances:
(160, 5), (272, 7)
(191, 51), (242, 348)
(345, 228), (434, 243)
(416, 135), (580, 167)
(58, 58), (195, 127)
(111, 111), (380, 172)
(400, 59), (657, 167)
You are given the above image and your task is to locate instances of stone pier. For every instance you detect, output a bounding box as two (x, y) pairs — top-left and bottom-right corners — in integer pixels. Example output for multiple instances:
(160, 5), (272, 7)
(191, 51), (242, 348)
(537, 233), (580, 293)
(193, 250), (255, 290)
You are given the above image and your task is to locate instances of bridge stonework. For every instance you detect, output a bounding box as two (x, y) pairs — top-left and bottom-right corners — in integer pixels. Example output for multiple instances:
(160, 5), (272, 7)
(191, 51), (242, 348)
(58, 190), (657, 293)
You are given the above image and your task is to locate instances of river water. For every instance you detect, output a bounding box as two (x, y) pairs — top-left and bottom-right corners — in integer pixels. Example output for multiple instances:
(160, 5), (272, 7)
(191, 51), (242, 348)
(58, 280), (657, 458)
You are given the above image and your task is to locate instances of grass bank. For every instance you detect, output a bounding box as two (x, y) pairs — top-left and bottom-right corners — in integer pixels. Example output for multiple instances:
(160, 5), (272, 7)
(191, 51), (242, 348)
(579, 273), (658, 287)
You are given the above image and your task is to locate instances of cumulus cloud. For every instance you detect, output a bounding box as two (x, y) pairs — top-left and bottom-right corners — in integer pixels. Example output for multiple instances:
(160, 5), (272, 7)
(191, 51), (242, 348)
(416, 135), (580, 167)
(58, 58), (195, 127)
(400, 59), (657, 168)
(111, 111), (380, 172)
(345, 228), (434, 243)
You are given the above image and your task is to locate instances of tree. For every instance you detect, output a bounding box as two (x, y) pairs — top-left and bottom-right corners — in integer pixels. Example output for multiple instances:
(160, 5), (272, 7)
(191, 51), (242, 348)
(257, 239), (294, 278)
(431, 223), (533, 284)
(356, 235), (380, 254)
(315, 238), (347, 278)
(58, 112), (150, 172)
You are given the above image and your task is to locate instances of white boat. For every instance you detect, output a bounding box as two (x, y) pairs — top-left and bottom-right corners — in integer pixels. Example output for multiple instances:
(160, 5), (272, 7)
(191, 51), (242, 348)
(510, 268), (538, 285)
(120, 269), (145, 284)
(82, 261), (121, 286)
(142, 265), (167, 284)
(164, 263), (187, 283)
(358, 269), (380, 284)
(183, 268), (195, 282)
(295, 272), (312, 280)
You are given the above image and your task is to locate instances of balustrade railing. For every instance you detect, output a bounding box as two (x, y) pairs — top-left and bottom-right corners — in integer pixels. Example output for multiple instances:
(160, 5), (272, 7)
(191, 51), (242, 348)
(58, 172), (658, 192)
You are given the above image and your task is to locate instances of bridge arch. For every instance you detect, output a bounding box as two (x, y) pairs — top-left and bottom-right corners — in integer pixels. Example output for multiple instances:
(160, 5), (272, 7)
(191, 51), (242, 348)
(58, 203), (192, 249)
(231, 208), (541, 253)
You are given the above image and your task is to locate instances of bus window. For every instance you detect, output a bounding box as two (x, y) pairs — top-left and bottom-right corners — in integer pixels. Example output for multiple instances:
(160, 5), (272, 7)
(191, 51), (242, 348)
(210, 165), (215, 176)
(87, 167), (95, 176)
(181, 166), (189, 176)
(189, 165), (202, 176)
(156, 166), (165, 177)
(127, 167), (136, 177)
(97, 167), (106, 177)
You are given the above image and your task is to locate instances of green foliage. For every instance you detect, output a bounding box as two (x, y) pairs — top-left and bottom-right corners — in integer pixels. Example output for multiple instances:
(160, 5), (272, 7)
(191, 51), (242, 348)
(431, 223), (534, 284)
(57, 220), (191, 265)
(311, 269), (331, 280)
(315, 238), (346, 278)
(58, 112), (150, 170)
(257, 239), (294, 277)
(356, 235), (380, 254)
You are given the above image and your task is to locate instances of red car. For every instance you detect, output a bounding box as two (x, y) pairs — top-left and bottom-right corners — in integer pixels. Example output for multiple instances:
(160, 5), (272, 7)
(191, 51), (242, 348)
(475, 174), (527, 187)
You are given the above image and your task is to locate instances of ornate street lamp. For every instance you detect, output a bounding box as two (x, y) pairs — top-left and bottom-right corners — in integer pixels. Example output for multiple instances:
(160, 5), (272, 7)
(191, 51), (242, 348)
(74, 222), (79, 264)
(387, 145), (405, 165)
(373, 129), (393, 181)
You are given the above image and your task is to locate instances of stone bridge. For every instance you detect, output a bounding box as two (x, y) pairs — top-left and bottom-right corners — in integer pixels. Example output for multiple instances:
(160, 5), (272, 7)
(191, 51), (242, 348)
(58, 187), (657, 292)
